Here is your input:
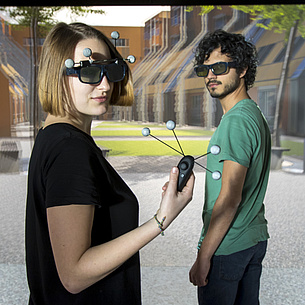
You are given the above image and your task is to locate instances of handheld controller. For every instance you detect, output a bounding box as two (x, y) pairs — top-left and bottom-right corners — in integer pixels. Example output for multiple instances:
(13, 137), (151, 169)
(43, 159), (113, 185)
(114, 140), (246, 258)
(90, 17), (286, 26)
(177, 155), (194, 192)
(142, 120), (221, 192)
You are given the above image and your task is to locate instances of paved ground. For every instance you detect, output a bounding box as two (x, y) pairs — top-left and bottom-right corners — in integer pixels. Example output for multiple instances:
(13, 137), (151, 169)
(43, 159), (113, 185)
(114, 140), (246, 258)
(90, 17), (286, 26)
(0, 122), (304, 304)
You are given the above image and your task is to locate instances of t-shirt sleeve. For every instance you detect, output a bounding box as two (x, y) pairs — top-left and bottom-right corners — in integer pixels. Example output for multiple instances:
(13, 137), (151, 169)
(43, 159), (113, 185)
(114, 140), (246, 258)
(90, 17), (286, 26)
(218, 114), (255, 168)
(44, 137), (102, 208)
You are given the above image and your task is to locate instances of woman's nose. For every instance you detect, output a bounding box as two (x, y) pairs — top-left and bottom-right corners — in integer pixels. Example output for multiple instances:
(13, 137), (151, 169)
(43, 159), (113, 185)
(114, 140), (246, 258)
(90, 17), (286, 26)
(96, 75), (111, 91)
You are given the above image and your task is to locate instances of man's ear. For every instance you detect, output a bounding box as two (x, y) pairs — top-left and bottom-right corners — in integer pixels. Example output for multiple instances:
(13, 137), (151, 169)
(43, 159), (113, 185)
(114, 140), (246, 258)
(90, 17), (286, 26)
(239, 66), (248, 79)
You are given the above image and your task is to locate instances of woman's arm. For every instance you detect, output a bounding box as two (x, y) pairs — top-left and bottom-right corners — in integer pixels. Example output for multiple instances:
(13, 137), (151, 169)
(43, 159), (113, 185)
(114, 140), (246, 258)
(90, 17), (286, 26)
(47, 167), (195, 294)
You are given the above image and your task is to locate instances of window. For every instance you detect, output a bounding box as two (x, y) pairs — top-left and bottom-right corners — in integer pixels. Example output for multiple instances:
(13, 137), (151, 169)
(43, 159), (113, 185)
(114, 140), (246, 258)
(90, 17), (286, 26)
(144, 48), (150, 56)
(144, 25), (150, 40)
(273, 36), (305, 63)
(257, 43), (275, 64)
(187, 95), (203, 126)
(170, 35), (180, 48)
(23, 37), (45, 46)
(232, 11), (249, 32)
(258, 86), (277, 132)
(214, 14), (226, 29)
(171, 8), (180, 26)
(110, 38), (129, 47)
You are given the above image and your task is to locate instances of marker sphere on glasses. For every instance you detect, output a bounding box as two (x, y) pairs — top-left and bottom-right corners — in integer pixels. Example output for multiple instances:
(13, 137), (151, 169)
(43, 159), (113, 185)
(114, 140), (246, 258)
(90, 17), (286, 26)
(65, 59), (74, 68)
(83, 48), (92, 57)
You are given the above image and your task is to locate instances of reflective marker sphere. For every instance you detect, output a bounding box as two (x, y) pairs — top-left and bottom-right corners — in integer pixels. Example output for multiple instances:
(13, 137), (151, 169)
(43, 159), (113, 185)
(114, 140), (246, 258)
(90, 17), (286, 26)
(127, 55), (136, 64)
(111, 31), (120, 40)
(142, 128), (150, 137)
(212, 171), (222, 180)
(83, 48), (92, 57)
(65, 58), (74, 68)
(211, 145), (221, 155)
(166, 120), (176, 130)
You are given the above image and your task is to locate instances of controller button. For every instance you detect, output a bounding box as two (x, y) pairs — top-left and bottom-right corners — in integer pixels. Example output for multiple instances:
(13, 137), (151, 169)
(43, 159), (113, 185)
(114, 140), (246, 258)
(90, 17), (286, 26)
(180, 162), (188, 170)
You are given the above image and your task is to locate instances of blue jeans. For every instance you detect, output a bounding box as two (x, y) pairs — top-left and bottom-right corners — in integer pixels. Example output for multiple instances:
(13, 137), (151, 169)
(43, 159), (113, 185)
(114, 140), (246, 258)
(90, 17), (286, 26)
(198, 241), (267, 305)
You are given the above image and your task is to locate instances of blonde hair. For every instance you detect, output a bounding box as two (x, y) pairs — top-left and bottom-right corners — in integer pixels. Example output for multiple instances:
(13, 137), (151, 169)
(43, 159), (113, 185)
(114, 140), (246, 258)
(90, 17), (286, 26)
(38, 22), (134, 117)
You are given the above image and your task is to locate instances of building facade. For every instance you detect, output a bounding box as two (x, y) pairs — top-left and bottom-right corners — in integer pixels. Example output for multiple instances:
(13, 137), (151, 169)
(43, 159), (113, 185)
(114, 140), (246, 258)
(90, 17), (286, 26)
(130, 6), (305, 137)
(1, 6), (305, 137)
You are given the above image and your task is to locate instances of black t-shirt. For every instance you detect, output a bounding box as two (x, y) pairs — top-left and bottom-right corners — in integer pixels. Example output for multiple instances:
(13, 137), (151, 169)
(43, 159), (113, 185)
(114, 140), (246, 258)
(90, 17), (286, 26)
(26, 123), (141, 305)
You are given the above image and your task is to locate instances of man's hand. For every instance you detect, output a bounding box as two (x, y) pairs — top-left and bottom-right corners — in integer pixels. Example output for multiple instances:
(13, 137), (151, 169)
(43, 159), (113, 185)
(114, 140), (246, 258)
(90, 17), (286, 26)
(189, 254), (210, 287)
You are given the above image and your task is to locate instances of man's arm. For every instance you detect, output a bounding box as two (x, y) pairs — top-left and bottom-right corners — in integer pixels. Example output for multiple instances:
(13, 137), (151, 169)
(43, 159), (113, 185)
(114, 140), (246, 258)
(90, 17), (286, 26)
(189, 160), (247, 287)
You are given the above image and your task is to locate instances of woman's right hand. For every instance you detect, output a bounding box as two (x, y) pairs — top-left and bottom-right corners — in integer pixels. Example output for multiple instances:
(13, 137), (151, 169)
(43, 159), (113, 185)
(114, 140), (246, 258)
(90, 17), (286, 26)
(157, 166), (195, 230)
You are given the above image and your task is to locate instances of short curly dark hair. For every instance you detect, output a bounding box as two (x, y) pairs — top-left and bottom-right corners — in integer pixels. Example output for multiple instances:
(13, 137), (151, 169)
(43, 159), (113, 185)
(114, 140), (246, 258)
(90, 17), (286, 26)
(195, 29), (258, 90)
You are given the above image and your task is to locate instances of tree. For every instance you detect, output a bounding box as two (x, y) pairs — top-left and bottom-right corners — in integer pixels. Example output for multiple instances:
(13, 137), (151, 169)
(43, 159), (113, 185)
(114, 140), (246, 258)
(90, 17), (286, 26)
(232, 5), (305, 147)
(0, 6), (105, 138)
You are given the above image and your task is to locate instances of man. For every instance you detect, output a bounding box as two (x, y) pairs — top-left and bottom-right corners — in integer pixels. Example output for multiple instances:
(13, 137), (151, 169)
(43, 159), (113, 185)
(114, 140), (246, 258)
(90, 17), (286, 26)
(189, 29), (271, 305)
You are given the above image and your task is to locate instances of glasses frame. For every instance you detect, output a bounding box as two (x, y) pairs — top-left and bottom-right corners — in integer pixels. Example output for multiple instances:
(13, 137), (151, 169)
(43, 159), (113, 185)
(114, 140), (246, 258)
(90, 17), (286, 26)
(194, 61), (237, 78)
(66, 58), (127, 84)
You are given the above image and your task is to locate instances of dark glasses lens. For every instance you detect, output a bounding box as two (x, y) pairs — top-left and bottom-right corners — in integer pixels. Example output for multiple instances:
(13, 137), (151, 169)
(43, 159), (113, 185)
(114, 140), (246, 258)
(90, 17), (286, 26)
(211, 62), (228, 75)
(104, 62), (126, 83)
(194, 65), (210, 78)
(194, 62), (236, 77)
(80, 66), (101, 83)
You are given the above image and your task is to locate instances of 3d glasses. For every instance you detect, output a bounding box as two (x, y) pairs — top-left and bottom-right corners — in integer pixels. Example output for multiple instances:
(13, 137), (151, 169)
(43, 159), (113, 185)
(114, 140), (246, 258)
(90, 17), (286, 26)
(66, 59), (127, 84)
(194, 61), (237, 78)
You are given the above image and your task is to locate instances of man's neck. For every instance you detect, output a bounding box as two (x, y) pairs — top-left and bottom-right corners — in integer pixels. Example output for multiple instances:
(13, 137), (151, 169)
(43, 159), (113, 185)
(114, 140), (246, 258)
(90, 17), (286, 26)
(219, 86), (250, 115)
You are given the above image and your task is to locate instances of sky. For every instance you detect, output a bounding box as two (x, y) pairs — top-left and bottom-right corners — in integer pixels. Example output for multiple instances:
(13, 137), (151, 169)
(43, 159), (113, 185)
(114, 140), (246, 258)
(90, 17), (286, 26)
(55, 6), (171, 27)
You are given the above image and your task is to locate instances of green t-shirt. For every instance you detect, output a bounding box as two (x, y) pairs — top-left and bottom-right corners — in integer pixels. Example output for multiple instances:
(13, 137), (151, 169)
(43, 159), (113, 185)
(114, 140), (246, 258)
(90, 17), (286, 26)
(198, 99), (271, 255)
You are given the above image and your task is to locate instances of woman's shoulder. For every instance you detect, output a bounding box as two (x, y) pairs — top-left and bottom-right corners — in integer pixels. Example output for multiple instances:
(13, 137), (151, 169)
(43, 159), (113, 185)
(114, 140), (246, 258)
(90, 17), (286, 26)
(35, 123), (97, 161)
(41, 123), (94, 145)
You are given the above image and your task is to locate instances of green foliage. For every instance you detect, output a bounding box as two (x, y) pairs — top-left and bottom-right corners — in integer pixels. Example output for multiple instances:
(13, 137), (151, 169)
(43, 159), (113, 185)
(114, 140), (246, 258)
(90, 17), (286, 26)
(232, 5), (305, 40)
(3, 7), (60, 27)
(187, 5), (305, 41)
(186, 6), (221, 15)
(0, 6), (105, 33)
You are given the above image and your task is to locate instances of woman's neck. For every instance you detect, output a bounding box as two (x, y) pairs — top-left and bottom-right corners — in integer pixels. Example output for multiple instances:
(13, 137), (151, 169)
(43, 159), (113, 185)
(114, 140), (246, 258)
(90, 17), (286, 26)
(43, 114), (92, 135)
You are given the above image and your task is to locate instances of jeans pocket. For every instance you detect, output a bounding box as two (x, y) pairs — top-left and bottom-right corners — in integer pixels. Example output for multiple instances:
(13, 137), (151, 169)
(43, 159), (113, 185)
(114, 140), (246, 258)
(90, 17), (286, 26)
(218, 254), (247, 281)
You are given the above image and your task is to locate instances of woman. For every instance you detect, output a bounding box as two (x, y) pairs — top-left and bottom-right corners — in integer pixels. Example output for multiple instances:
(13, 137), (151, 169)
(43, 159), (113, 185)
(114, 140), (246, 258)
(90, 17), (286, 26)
(25, 22), (194, 305)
